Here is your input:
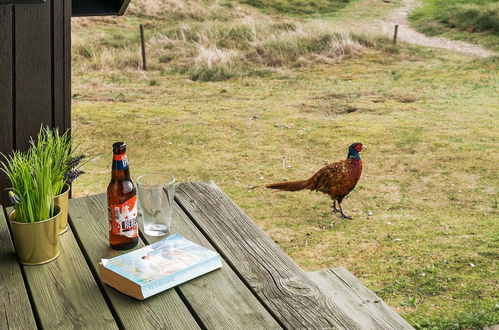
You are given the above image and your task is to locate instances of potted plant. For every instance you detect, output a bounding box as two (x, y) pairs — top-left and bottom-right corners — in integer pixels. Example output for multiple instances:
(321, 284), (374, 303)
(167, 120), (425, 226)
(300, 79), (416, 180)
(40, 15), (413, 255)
(30, 127), (86, 234)
(1, 126), (86, 264)
(1, 149), (61, 265)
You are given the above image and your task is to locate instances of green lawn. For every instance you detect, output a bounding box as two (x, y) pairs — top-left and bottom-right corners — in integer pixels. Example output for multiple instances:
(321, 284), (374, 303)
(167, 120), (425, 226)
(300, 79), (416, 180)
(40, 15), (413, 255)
(409, 0), (499, 51)
(241, 0), (350, 15)
(71, 0), (499, 328)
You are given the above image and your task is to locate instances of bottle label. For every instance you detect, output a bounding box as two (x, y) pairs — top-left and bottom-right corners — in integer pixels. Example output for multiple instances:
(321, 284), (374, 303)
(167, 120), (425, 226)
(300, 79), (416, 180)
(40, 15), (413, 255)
(109, 195), (138, 238)
(112, 154), (129, 170)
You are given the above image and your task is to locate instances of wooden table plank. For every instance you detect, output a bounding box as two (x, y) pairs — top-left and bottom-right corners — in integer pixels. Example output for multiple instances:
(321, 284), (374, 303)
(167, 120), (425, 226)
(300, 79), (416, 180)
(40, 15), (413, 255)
(68, 194), (200, 330)
(175, 181), (371, 330)
(307, 268), (414, 329)
(143, 202), (283, 330)
(5, 207), (118, 329)
(0, 206), (37, 330)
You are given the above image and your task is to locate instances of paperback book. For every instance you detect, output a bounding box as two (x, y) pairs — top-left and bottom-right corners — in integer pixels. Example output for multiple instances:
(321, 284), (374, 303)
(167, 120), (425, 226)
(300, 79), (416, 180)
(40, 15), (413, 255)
(99, 234), (222, 300)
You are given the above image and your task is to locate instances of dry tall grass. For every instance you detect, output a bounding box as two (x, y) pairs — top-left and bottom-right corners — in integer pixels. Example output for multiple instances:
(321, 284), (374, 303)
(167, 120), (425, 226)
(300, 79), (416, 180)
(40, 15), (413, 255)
(127, 0), (233, 20)
(72, 1), (393, 79)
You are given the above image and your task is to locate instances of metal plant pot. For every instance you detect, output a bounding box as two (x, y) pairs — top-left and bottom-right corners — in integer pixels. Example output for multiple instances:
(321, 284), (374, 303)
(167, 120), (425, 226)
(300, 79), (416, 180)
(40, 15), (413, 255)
(54, 183), (70, 234)
(9, 205), (61, 265)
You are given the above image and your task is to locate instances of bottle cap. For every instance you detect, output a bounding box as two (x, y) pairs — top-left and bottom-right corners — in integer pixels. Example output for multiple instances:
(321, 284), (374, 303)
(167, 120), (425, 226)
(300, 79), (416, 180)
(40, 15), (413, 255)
(113, 142), (126, 152)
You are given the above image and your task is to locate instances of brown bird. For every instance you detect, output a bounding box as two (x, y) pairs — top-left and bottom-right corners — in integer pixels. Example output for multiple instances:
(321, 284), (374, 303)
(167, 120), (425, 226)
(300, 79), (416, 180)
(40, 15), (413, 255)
(266, 143), (365, 219)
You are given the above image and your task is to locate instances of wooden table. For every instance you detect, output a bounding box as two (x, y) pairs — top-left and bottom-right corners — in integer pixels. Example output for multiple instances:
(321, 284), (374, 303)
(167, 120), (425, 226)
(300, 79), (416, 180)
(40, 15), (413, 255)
(1, 181), (414, 329)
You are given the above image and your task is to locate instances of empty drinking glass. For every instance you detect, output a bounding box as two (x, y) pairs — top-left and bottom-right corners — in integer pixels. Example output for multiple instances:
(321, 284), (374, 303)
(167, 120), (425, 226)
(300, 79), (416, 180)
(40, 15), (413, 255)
(136, 173), (175, 236)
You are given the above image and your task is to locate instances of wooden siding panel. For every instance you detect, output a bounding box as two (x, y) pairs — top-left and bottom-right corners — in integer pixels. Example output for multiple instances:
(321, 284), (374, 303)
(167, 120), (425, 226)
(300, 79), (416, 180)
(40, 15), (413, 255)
(15, 1), (52, 151)
(0, 0), (71, 205)
(0, 5), (14, 203)
(53, 0), (65, 130)
(0, 5), (13, 149)
(0, 0), (43, 4)
(63, 0), (71, 129)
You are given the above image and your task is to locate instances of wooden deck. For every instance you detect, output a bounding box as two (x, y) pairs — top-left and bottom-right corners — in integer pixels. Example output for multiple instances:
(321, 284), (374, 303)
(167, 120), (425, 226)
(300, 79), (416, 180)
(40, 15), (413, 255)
(0, 181), (414, 329)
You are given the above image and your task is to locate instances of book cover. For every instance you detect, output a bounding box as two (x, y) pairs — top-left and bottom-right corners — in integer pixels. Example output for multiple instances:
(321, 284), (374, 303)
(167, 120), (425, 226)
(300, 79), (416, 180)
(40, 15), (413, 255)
(99, 234), (222, 300)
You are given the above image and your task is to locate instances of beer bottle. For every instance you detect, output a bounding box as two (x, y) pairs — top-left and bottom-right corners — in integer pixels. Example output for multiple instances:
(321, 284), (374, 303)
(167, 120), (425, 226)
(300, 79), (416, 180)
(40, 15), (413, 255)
(107, 142), (138, 250)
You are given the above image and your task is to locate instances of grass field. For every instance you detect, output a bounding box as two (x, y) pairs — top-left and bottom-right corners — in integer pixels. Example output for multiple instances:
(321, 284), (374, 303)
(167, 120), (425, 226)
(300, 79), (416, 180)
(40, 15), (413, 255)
(409, 0), (499, 51)
(241, 0), (350, 15)
(71, 0), (499, 328)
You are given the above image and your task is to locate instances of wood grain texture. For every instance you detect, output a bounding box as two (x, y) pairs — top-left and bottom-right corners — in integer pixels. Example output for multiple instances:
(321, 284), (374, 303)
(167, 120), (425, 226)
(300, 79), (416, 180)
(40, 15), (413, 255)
(15, 1), (52, 151)
(68, 194), (200, 330)
(0, 0), (44, 4)
(0, 0), (72, 205)
(52, 0), (65, 130)
(63, 0), (71, 130)
(5, 206), (118, 329)
(0, 5), (13, 149)
(118, 0), (131, 15)
(0, 5), (14, 205)
(72, 0), (123, 16)
(143, 203), (283, 330)
(176, 181), (368, 329)
(0, 206), (37, 329)
(307, 268), (414, 329)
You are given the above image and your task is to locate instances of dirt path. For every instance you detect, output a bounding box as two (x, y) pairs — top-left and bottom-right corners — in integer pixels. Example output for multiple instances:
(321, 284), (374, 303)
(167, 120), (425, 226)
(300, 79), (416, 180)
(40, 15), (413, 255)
(377, 0), (495, 58)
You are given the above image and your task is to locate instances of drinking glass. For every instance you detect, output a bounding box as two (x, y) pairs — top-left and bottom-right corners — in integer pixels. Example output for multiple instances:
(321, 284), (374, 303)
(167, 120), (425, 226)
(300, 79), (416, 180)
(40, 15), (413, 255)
(136, 173), (175, 236)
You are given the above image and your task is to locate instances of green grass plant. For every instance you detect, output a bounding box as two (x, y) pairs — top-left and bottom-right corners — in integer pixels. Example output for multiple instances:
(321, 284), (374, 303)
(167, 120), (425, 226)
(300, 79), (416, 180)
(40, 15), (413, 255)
(0, 126), (84, 222)
(241, 0), (350, 15)
(30, 126), (73, 196)
(190, 65), (235, 81)
(409, 0), (499, 51)
(1, 150), (55, 223)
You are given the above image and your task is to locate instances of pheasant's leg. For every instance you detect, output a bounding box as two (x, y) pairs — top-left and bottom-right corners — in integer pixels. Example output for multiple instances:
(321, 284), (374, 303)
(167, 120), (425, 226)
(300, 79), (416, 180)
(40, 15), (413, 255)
(331, 200), (340, 213)
(338, 202), (352, 220)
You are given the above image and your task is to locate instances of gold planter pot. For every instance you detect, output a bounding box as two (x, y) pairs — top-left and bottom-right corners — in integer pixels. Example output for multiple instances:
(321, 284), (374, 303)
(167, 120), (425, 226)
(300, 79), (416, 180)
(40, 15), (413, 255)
(9, 205), (61, 265)
(54, 183), (70, 234)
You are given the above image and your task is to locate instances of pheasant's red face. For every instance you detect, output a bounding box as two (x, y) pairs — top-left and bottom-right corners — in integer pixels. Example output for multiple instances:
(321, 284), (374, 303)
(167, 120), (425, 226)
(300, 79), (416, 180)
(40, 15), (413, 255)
(355, 144), (363, 152)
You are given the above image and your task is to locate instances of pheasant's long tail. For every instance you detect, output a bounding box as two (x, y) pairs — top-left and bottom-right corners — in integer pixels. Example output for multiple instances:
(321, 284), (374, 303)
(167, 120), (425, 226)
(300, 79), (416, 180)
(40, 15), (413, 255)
(265, 179), (309, 191)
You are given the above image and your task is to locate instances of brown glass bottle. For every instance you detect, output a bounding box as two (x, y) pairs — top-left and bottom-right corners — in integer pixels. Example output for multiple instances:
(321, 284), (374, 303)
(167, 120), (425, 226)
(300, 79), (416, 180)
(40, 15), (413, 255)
(107, 142), (138, 250)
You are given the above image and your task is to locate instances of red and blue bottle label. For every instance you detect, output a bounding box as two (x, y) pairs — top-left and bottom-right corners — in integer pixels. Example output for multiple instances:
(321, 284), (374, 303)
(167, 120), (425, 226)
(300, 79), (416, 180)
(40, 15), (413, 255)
(112, 154), (129, 170)
(109, 195), (138, 238)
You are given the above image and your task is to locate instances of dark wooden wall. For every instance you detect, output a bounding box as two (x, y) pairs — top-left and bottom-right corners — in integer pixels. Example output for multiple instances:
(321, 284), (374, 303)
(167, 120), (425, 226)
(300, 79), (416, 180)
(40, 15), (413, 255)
(0, 0), (71, 205)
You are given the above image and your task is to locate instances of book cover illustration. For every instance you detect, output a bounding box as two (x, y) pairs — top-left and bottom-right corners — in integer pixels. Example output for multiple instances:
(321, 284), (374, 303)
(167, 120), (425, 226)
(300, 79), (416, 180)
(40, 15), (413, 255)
(101, 234), (220, 286)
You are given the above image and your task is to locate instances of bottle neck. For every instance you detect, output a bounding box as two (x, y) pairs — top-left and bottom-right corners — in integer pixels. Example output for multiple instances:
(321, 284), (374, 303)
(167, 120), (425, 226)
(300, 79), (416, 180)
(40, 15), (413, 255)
(111, 152), (131, 180)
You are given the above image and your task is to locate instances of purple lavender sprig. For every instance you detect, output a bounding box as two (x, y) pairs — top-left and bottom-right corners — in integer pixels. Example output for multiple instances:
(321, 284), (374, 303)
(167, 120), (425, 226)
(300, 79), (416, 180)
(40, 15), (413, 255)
(63, 154), (86, 184)
(8, 191), (20, 205)
(64, 169), (85, 184)
(67, 154), (86, 169)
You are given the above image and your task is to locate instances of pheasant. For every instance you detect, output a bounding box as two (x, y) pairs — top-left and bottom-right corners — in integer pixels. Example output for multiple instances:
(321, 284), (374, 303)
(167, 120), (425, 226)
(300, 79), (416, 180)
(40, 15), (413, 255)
(266, 143), (364, 219)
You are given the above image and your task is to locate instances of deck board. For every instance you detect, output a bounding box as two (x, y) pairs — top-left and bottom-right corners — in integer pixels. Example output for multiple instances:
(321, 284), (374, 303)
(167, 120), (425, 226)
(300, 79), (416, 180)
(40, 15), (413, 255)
(5, 207), (117, 329)
(175, 181), (381, 330)
(0, 206), (37, 330)
(143, 199), (283, 330)
(68, 194), (200, 330)
(1, 183), (413, 329)
(307, 267), (414, 329)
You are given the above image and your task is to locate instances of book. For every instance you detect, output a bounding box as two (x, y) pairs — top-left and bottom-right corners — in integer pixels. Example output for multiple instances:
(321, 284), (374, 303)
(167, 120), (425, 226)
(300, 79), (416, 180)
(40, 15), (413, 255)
(99, 234), (222, 300)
